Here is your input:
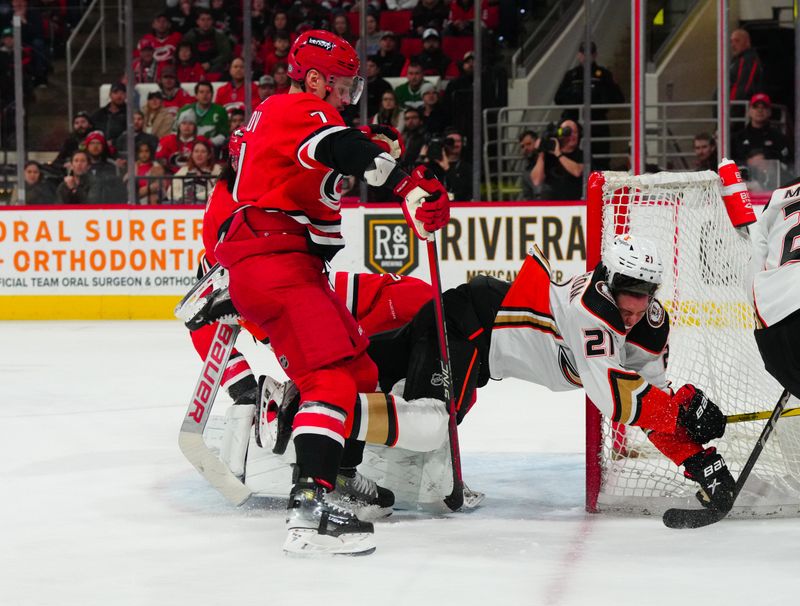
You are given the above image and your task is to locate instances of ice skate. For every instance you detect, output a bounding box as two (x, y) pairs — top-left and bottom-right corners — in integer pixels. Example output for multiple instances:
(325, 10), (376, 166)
(328, 468), (395, 521)
(283, 480), (376, 557)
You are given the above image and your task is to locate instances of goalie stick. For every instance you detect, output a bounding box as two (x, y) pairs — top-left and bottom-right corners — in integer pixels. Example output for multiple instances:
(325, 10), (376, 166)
(426, 235), (464, 512)
(663, 389), (791, 529)
(178, 322), (253, 506)
(726, 405), (800, 424)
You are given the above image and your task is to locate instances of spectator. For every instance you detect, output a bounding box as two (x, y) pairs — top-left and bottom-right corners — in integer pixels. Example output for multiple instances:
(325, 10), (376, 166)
(53, 111), (94, 169)
(264, 9), (292, 44)
(57, 151), (92, 204)
(133, 141), (167, 205)
(262, 31), (291, 76)
(419, 82), (448, 136)
(357, 10), (385, 57)
(209, 0), (232, 36)
(271, 62), (291, 94)
(175, 41), (207, 84)
(167, 0), (197, 35)
(156, 109), (210, 173)
(228, 107), (245, 133)
(441, 127), (471, 201)
(288, 0), (329, 32)
(445, 0), (479, 36)
(743, 149), (776, 193)
(412, 0), (449, 37)
(172, 139), (221, 203)
(518, 129), (539, 199)
(158, 66), (196, 117)
(250, 0), (270, 42)
(554, 41), (624, 169)
(114, 111), (160, 161)
(143, 91), (175, 139)
(730, 28), (764, 102)
(394, 61), (428, 109)
(386, 0), (418, 9)
(257, 74), (276, 101)
(215, 57), (260, 117)
(10, 161), (57, 205)
(178, 81), (229, 149)
(0, 26), (32, 104)
(182, 8), (232, 78)
(90, 82), (127, 143)
(374, 32), (405, 77)
(364, 56), (393, 117)
(330, 11), (357, 46)
(132, 43), (159, 83)
(9, 0), (50, 87)
(731, 93), (792, 167)
(442, 51), (474, 137)
(400, 106), (426, 169)
(371, 89), (404, 130)
(82, 131), (127, 203)
(692, 132), (717, 172)
(410, 28), (451, 78)
(137, 13), (182, 66)
(531, 119), (584, 200)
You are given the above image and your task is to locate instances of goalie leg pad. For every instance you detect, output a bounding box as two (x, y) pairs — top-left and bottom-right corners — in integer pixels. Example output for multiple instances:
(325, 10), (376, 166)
(220, 404), (256, 477)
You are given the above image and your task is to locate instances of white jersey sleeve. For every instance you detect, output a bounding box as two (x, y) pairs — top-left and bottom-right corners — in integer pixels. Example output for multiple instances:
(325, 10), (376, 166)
(748, 183), (800, 326)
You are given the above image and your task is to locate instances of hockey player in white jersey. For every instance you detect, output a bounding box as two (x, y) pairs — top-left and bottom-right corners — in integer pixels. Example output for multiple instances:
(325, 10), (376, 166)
(732, 179), (800, 398)
(260, 235), (736, 514)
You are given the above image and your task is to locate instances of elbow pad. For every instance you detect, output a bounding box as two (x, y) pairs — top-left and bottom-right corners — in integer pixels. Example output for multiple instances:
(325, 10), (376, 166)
(364, 152), (401, 187)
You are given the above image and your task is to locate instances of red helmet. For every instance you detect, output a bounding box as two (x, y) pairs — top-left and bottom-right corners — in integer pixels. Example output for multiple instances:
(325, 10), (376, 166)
(287, 29), (363, 103)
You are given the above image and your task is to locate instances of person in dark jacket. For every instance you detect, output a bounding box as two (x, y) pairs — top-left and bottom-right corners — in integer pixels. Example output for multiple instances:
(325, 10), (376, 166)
(10, 161), (58, 205)
(729, 28), (764, 102)
(731, 93), (792, 167)
(90, 82), (128, 143)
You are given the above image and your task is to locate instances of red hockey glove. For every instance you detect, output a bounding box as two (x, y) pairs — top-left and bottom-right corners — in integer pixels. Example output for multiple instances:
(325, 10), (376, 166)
(394, 165), (450, 241)
(358, 124), (405, 160)
(718, 158), (756, 228)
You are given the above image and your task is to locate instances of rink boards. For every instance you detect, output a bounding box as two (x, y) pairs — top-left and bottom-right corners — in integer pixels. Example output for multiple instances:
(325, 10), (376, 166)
(0, 201), (586, 320)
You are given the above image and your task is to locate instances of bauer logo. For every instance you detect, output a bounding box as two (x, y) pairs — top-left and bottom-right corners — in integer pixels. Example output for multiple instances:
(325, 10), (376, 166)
(364, 215), (418, 275)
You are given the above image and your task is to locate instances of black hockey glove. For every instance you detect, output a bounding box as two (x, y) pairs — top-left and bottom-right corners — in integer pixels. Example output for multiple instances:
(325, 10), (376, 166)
(675, 385), (726, 444)
(682, 447), (735, 513)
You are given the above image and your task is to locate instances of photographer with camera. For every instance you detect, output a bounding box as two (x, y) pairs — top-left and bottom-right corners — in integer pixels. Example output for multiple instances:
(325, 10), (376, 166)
(531, 119), (584, 200)
(421, 128), (471, 201)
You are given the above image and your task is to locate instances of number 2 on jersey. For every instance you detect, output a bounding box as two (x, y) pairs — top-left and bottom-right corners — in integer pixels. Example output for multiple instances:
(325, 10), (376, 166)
(780, 200), (800, 266)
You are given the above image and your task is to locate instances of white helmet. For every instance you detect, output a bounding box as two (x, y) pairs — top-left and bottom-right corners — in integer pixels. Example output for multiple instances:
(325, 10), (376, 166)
(603, 235), (663, 296)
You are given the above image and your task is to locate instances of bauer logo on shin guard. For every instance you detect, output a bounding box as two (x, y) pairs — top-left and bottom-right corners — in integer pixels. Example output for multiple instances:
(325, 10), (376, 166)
(364, 215), (418, 275)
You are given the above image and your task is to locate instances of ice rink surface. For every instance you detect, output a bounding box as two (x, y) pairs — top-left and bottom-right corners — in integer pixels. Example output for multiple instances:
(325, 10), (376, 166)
(2, 321), (799, 606)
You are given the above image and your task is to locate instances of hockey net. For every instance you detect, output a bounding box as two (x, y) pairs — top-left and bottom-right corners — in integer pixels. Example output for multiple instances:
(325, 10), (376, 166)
(586, 170), (800, 516)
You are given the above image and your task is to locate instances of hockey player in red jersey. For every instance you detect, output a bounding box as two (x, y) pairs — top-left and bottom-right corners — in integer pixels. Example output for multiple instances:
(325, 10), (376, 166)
(212, 30), (449, 556)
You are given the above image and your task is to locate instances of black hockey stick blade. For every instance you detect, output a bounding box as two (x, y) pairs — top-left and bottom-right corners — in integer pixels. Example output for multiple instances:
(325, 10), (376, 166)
(662, 389), (791, 530)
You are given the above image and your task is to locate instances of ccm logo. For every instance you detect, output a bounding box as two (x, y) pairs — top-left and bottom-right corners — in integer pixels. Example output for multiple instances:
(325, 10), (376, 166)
(188, 324), (234, 423)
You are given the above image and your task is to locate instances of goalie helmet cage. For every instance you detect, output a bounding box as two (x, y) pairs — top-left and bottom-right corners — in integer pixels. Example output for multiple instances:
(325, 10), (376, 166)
(585, 170), (800, 517)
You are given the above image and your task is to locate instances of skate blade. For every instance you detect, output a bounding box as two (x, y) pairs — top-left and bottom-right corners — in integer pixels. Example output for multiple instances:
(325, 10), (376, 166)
(353, 505), (393, 522)
(283, 529), (376, 557)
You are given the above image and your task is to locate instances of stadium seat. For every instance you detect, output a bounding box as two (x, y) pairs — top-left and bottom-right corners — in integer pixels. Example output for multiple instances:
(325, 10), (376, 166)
(347, 12), (361, 36)
(400, 37), (423, 58)
(442, 37), (474, 63)
(380, 10), (412, 35)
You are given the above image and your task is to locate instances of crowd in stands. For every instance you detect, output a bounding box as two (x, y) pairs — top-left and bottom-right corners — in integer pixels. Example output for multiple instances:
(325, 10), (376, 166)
(8, 0), (501, 204)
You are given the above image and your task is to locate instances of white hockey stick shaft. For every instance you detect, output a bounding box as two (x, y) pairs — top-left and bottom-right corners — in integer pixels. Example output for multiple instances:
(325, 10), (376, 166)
(178, 323), (252, 505)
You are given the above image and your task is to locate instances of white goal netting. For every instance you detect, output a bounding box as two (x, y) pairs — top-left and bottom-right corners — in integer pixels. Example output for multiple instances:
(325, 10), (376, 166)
(593, 171), (800, 516)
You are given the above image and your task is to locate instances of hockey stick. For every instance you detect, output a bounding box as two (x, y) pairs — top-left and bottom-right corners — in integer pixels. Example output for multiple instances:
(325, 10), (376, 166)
(726, 406), (800, 424)
(426, 234), (464, 512)
(663, 389), (791, 529)
(178, 322), (253, 506)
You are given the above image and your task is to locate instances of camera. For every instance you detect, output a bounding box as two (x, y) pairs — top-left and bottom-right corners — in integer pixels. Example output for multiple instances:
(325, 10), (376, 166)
(538, 122), (572, 153)
(426, 136), (455, 161)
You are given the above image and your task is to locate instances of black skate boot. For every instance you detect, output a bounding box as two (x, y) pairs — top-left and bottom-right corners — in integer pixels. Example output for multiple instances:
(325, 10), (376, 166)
(328, 467), (395, 521)
(283, 478), (376, 556)
(682, 447), (736, 513)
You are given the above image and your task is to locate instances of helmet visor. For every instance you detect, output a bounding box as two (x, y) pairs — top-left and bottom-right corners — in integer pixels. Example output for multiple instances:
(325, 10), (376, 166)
(330, 75), (364, 105)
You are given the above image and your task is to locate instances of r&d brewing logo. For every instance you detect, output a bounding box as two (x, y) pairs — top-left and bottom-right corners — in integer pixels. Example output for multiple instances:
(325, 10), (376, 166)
(364, 214), (418, 275)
